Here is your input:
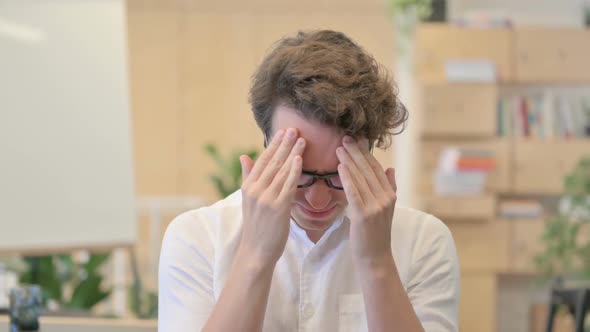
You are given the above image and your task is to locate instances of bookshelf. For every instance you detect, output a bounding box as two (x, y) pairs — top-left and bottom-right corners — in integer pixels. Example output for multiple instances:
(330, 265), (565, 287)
(415, 23), (590, 332)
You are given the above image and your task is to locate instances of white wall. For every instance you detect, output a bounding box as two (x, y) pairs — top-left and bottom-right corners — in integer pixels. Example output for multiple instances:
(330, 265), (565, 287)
(449, 0), (586, 27)
(0, 0), (135, 252)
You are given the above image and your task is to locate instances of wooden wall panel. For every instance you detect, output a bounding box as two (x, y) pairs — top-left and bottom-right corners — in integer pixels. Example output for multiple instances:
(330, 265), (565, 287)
(181, 13), (261, 201)
(127, 10), (181, 195)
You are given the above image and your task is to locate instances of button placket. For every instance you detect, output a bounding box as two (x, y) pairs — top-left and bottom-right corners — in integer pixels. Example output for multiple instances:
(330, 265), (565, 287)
(299, 252), (317, 331)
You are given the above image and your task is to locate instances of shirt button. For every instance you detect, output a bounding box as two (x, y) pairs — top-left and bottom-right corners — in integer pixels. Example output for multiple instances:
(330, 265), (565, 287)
(302, 303), (315, 319)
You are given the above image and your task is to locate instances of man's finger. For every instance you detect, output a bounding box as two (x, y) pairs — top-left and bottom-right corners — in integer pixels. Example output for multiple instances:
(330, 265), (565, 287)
(247, 129), (285, 183)
(385, 168), (397, 192)
(357, 137), (392, 193)
(257, 128), (299, 188)
(278, 155), (302, 202)
(240, 155), (254, 183)
(338, 163), (364, 207)
(269, 137), (306, 195)
(342, 137), (383, 195)
(336, 146), (373, 202)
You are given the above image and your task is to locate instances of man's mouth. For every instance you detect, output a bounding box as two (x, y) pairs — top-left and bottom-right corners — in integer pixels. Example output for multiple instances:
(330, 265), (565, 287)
(298, 204), (336, 219)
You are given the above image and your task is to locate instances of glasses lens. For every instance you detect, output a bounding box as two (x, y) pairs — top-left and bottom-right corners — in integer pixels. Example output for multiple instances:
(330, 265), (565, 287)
(328, 175), (343, 189)
(298, 173), (314, 187)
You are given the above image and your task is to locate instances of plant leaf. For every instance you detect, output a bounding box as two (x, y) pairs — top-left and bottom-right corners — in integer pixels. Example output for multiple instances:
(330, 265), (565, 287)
(68, 275), (110, 309)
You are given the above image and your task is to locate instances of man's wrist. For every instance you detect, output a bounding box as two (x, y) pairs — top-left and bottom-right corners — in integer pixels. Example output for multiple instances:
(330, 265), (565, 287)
(235, 246), (278, 277)
(354, 252), (398, 281)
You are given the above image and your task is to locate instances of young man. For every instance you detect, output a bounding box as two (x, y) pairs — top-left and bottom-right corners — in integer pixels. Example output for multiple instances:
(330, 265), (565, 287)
(159, 30), (460, 332)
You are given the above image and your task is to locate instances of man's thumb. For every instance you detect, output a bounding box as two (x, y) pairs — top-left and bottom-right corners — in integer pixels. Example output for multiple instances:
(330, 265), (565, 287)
(240, 155), (254, 183)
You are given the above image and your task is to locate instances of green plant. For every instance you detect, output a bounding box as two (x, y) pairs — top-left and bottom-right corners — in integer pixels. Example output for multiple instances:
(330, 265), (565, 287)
(128, 250), (158, 319)
(387, 0), (433, 54)
(19, 253), (111, 310)
(534, 156), (590, 280)
(388, 0), (433, 20)
(128, 279), (158, 319)
(204, 143), (260, 198)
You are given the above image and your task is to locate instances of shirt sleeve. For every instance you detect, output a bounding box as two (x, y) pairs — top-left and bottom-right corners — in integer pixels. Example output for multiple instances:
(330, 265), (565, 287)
(158, 212), (215, 332)
(407, 214), (461, 332)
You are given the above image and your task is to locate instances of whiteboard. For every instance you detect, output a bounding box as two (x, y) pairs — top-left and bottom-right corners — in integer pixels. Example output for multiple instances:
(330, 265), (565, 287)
(0, 0), (136, 252)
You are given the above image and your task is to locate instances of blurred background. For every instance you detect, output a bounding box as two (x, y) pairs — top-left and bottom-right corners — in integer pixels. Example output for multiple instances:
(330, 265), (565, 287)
(1, 0), (589, 331)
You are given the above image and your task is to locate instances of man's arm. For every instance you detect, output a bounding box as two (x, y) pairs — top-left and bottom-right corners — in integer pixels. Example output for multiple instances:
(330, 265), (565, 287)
(336, 136), (459, 331)
(200, 128), (303, 331)
(200, 249), (275, 332)
(356, 254), (425, 332)
(355, 219), (460, 332)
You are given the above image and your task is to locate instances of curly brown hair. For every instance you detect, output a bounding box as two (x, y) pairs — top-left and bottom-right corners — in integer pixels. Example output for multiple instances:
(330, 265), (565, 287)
(248, 30), (407, 149)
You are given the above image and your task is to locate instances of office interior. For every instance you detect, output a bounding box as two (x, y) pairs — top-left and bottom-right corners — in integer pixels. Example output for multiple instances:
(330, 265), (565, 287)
(1, 0), (590, 331)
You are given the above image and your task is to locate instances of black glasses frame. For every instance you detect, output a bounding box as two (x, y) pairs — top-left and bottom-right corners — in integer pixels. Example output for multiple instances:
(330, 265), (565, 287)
(298, 171), (343, 190)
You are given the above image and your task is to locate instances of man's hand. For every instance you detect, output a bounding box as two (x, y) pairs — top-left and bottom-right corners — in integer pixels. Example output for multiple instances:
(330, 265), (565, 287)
(336, 136), (397, 268)
(238, 128), (305, 267)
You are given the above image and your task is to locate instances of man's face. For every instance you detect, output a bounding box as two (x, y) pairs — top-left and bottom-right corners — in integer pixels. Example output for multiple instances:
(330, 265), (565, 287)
(271, 104), (348, 240)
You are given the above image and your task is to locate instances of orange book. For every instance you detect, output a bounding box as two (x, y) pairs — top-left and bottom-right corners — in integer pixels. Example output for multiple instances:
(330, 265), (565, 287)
(456, 158), (496, 170)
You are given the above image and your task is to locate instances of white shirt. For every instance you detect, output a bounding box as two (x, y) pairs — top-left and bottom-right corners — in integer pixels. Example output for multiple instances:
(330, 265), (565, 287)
(158, 190), (460, 332)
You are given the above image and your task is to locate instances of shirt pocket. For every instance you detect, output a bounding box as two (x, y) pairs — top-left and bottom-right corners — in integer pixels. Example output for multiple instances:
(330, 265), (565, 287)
(338, 294), (368, 332)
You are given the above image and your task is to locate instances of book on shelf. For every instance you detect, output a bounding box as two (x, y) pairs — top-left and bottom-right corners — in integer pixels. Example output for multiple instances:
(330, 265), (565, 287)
(433, 146), (496, 195)
(497, 92), (590, 139)
(498, 199), (544, 219)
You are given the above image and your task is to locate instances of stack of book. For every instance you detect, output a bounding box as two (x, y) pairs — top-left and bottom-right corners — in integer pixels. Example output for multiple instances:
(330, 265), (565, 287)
(498, 199), (544, 219)
(434, 147), (496, 195)
(497, 92), (590, 139)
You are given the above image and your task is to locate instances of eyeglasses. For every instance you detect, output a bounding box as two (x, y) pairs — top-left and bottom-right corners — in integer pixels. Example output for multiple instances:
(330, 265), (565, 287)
(262, 134), (373, 191)
(298, 171), (343, 190)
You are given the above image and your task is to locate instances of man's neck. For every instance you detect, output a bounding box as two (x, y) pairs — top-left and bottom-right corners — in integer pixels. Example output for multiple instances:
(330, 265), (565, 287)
(305, 229), (326, 244)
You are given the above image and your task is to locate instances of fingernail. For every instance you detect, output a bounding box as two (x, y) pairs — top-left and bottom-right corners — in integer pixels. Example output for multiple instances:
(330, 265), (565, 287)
(287, 128), (296, 138)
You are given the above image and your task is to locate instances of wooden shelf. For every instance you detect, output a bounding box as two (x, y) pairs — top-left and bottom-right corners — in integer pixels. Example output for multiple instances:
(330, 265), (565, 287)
(416, 23), (590, 332)
(422, 194), (497, 221)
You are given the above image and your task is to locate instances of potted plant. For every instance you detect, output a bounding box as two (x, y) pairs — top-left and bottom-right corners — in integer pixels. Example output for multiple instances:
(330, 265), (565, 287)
(204, 143), (259, 199)
(534, 157), (590, 279)
(534, 156), (590, 331)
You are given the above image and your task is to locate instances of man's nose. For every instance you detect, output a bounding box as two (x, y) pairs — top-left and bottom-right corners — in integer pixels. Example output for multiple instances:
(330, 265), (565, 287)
(304, 180), (332, 209)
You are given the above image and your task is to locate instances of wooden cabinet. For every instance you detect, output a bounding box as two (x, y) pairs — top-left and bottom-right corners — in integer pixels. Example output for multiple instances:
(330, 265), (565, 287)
(514, 28), (590, 82)
(421, 84), (498, 137)
(509, 218), (545, 273)
(416, 24), (513, 83)
(460, 273), (497, 332)
(416, 23), (590, 332)
(513, 139), (590, 194)
(447, 219), (511, 272)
